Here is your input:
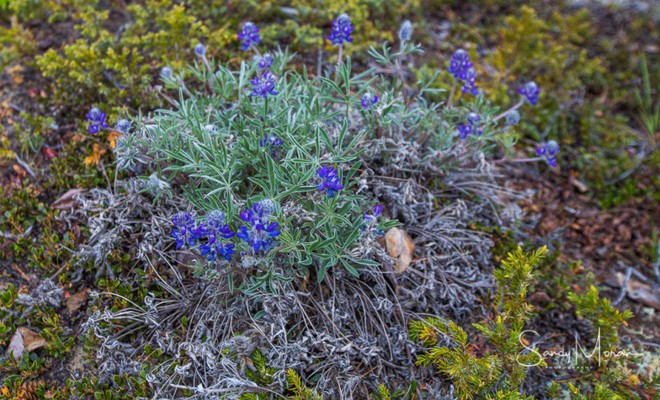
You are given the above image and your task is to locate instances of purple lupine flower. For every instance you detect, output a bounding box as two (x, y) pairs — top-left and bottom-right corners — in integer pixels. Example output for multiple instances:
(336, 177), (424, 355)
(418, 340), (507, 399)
(519, 81), (540, 105)
(200, 242), (235, 262)
(448, 49), (473, 81)
(200, 210), (235, 239)
(536, 140), (559, 166)
(237, 201), (280, 253)
(506, 110), (521, 126)
(364, 204), (383, 221)
(317, 166), (344, 197)
(360, 92), (379, 110)
(115, 119), (131, 134)
(457, 112), (482, 139)
(194, 43), (206, 57)
(171, 211), (199, 249)
(196, 210), (235, 262)
(238, 22), (260, 51)
(461, 67), (479, 95)
(87, 107), (108, 134)
(160, 66), (173, 79)
(328, 14), (354, 46)
(258, 53), (274, 69)
(399, 20), (412, 42)
(260, 134), (283, 148)
(448, 49), (480, 96)
(250, 71), (278, 98)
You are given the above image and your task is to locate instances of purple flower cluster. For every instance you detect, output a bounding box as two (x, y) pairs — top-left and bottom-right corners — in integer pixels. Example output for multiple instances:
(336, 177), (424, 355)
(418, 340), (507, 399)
(448, 49), (479, 96)
(250, 71), (278, 98)
(197, 211), (236, 262)
(171, 210), (235, 262)
(363, 204), (382, 221)
(317, 166), (344, 197)
(160, 66), (173, 80)
(360, 92), (378, 110)
(238, 22), (261, 50)
(462, 67), (478, 96)
(237, 201), (281, 253)
(363, 204), (384, 235)
(115, 119), (131, 134)
(399, 20), (412, 42)
(258, 53), (274, 69)
(519, 81), (540, 105)
(87, 107), (108, 134)
(194, 43), (206, 57)
(260, 134), (283, 148)
(171, 211), (200, 250)
(457, 112), (482, 139)
(328, 14), (354, 46)
(536, 140), (559, 167)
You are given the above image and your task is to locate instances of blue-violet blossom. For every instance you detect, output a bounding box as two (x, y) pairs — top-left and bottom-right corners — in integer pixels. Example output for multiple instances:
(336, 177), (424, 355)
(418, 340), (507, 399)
(448, 49), (479, 96)
(238, 22), (260, 50)
(537, 140), (559, 167)
(115, 119), (131, 134)
(506, 110), (521, 126)
(317, 166), (344, 197)
(364, 204), (383, 221)
(519, 81), (540, 105)
(399, 20), (412, 42)
(171, 211), (199, 249)
(160, 66), (173, 80)
(448, 49), (473, 81)
(462, 67), (479, 95)
(260, 134), (283, 148)
(258, 53), (274, 69)
(197, 210), (235, 262)
(457, 112), (482, 139)
(328, 14), (354, 46)
(250, 71), (278, 98)
(194, 43), (206, 57)
(237, 202), (280, 253)
(360, 92), (378, 110)
(87, 107), (108, 134)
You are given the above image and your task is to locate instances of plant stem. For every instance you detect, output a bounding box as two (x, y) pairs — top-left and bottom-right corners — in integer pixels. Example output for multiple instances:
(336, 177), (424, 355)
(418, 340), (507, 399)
(492, 156), (542, 164)
(447, 80), (457, 108)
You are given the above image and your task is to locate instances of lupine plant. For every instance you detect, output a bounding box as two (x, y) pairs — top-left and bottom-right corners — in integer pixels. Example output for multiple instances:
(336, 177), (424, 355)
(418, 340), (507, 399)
(112, 16), (556, 294)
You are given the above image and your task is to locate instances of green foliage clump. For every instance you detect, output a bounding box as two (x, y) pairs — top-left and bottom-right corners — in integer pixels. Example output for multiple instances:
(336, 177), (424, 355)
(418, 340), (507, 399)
(285, 369), (323, 400)
(371, 381), (420, 400)
(488, 6), (604, 107)
(410, 247), (548, 399)
(567, 285), (633, 351)
(2, 0), (419, 120)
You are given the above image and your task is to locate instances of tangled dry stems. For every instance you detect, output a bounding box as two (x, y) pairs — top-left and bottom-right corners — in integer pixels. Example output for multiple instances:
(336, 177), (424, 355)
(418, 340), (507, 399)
(75, 140), (513, 398)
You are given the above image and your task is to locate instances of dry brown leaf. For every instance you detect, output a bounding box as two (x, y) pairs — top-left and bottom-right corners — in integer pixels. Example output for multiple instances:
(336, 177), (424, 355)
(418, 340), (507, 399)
(51, 188), (87, 209)
(66, 288), (89, 313)
(385, 227), (414, 273)
(6, 327), (47, 360)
